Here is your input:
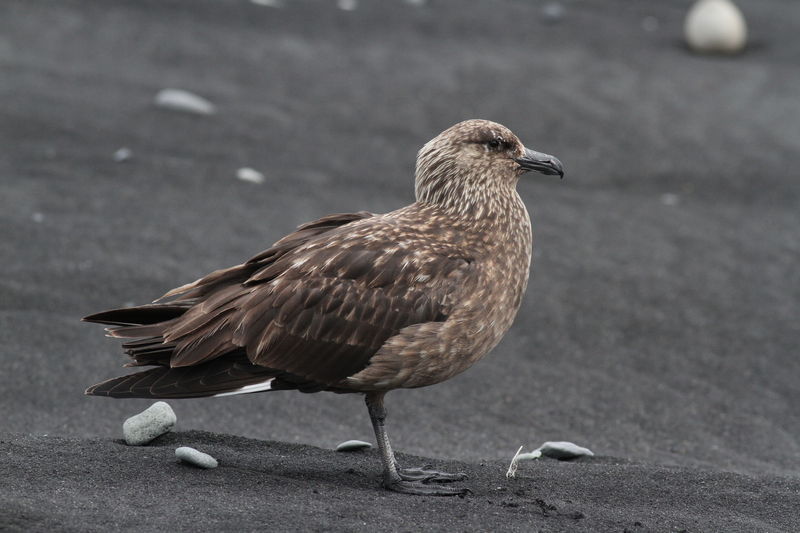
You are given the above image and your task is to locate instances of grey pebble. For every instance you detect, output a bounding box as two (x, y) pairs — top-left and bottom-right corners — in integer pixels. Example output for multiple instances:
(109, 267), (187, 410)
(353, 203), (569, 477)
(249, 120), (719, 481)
(122, 401), (176, 446)
(236, 167), (265, 184)
(542, 2), (565, 23)
(175, 446), (218, 469)
(335, 440), (372, 452)
(684, 0), (747, 54)
(113, 147), (133, 162)
(154, 88), (216, 115)
(535, 441), (594, 460)
(337, 0), (357, 11)
(660, 193), (680, 206)
(641, 15), (660, 33)
(250, 0), (284, 6)
(515, 451), (542, 461)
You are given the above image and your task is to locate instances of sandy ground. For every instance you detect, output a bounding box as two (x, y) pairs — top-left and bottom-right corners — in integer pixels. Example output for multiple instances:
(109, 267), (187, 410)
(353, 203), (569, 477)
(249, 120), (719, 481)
(3, 430), (799, 532)
(1, 0), (799, 531)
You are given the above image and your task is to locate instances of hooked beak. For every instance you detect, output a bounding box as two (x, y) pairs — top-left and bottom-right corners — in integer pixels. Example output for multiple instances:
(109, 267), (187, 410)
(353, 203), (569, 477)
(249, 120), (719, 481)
(515, 148), (564, 179)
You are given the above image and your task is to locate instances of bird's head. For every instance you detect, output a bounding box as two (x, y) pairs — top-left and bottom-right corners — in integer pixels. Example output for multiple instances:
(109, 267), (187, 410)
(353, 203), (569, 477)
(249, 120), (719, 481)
(414, 119), (563, 212)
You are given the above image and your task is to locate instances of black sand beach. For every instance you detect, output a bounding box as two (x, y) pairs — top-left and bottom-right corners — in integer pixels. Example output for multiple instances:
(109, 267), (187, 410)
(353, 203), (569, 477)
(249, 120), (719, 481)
(1, 0), (799, 531)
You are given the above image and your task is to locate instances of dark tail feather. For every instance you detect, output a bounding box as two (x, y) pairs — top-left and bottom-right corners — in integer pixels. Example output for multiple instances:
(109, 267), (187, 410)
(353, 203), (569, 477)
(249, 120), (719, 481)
(83, 302), (196, 327)
(86, 353), (282, 399)
(121, 337), (177, 367)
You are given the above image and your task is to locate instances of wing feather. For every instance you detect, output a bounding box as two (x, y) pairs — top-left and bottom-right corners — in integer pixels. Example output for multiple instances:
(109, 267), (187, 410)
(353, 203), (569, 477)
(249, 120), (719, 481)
(89, 210), (477, 394)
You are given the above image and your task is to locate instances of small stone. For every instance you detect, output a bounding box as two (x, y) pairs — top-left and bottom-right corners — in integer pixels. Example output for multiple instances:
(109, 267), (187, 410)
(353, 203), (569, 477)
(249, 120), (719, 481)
(535, 441), (594, 460)
(541, 2), (565, 24)
(154, 89), (216, 115)
(337, 0), (357, 11)
(335, 440), (372, 452)
(31, 212), (45, 223)
(122, 401), (176, 445)
(685, 0), (747, 54)
(175, 446), (218, 469)
(113, 147), (133, 162)
(236, 167), (265, 184)
(516, 451), (543, 461)
(641, 15), (659, 33)
(660, 193), (680, 206)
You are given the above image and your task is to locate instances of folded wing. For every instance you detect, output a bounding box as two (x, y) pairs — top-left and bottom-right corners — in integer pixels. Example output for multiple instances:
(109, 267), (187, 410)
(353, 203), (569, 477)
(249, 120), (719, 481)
(85, 211), (475, 396)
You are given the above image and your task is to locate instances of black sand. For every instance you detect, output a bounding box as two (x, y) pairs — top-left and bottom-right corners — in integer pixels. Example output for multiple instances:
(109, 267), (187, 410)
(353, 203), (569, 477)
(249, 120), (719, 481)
(1, 0), (799, 531)
(4, 431), (799, 532)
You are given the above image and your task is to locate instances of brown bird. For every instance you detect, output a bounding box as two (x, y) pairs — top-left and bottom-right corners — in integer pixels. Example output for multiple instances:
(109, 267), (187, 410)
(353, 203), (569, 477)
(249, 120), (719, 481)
(85, 119), (563, 496)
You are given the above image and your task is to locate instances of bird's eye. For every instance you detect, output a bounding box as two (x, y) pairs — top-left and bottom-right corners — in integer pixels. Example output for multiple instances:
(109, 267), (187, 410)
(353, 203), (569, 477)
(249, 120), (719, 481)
(487, 139), (501, 150)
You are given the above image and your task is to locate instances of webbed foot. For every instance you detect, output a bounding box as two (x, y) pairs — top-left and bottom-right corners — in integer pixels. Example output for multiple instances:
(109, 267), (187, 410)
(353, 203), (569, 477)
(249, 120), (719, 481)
(384, 477), (470, 496)
(398, 466), (468, 484)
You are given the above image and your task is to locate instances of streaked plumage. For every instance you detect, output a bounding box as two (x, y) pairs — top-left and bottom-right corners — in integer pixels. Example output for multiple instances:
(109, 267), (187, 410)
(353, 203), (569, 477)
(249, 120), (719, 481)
(85, 119), (564, 495)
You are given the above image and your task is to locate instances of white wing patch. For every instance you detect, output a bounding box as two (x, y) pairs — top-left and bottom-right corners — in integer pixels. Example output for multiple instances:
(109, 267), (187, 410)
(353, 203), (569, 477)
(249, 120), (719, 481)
(213, 378), (275, 397)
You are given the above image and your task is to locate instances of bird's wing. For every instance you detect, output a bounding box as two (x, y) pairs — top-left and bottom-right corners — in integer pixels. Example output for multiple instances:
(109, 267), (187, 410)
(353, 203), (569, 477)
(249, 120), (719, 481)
(150, 217), (476, 387)
(154, 211), (375, 303)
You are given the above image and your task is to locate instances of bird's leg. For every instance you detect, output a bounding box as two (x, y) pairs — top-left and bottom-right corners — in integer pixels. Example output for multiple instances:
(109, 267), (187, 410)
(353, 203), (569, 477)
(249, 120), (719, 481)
(364, 391), (469, 496)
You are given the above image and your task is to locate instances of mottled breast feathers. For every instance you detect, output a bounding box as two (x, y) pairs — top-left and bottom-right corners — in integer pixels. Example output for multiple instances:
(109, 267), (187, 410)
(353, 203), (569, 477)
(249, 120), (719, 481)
(107, 211), (477, 388)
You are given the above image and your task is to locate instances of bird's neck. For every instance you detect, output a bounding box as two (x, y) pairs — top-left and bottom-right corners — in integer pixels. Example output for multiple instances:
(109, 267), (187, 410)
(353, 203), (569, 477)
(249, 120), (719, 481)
(416, 175), (525, 226)
(410, 186), (532, 268)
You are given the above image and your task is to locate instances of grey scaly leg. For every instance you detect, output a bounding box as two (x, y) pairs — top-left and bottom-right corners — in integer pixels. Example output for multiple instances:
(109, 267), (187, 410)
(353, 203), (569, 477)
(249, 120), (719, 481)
(365, 392), (468, 496)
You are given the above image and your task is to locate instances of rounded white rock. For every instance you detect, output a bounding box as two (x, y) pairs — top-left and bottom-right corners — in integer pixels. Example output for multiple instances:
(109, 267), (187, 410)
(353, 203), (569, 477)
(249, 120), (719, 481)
(684, 0), (747, 54)
(251, 0), (284, 7)
(337, 0), (357, 11)
(154, 88), (216, 115)
(236, 167), (265, 184)
(661, 193), (680, 206)
(175, 446), (218, 469)
(113, 147), (133, 162)
(335, 440), (372, 452)
(122, 401), (176, 446)
(516, 451), (543, 461)
(535, 441), (594, 460)
(541, 2), (565, 24)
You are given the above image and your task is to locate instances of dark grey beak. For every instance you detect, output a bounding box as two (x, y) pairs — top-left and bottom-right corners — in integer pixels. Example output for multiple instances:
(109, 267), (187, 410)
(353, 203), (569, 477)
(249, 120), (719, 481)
(515, 148), (564, 178)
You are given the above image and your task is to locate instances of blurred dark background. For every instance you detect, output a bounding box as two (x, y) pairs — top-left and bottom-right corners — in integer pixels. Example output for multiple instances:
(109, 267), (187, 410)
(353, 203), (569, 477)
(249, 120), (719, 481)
(1, 0), (798, 477)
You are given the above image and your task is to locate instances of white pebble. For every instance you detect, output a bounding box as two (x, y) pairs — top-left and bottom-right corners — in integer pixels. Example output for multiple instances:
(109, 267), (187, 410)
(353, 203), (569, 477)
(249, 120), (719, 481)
(154, 89), (216, 115)
(337, 0), (357, 11)
(175, 446), (218, 469)
(685, 0), (747, 54)
(641, 15), (659, 33)
(535, 441), (594, 460)
(236, 167), (265, 184)
(113, 147), (133, 162)
(516, 451), (543, 461)
(661, 193), (680, 206)
(541, 2), (565, 24)
(335, 440), (372, 452)
(122, 401), (176, 445)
